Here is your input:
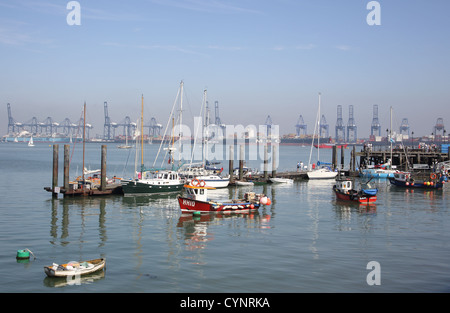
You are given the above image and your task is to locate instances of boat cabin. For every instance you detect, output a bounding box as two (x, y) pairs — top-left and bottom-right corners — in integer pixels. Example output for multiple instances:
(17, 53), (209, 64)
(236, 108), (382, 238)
(142, 170), (181, 182)
(184, 185), (208, 202)
(336, 179), (353, 193)
(393, 172), (410, 182)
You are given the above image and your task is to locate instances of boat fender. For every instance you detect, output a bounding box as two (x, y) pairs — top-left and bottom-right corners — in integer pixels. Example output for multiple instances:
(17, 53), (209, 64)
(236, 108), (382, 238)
(259, 196), (268, 205)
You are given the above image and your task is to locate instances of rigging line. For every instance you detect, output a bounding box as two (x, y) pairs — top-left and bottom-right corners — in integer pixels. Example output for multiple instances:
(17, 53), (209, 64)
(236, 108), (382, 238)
(189, 90), (205, 168)
(121, 145), (133, 178)
(153, 85), (181, 168)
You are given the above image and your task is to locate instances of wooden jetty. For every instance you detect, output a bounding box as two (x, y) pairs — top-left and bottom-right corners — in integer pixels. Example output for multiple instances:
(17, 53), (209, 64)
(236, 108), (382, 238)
(44, 144), (123, 198)
(357, 145), (450, 171)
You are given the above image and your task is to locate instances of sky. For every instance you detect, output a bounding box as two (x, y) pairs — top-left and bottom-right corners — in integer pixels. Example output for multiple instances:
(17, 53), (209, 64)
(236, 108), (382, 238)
(1, 0), (450, 139)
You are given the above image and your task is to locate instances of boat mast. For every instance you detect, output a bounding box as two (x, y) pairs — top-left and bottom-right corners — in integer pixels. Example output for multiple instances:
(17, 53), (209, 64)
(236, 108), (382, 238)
(141, 94), (144, 173)
(203, 89), (208, 167)
(317, 92), (321, 163)
(308, 92), (321, 169)
(179, 81), (183, 165)
(390, 106), (393, 169)
(82, 101), (86, 195)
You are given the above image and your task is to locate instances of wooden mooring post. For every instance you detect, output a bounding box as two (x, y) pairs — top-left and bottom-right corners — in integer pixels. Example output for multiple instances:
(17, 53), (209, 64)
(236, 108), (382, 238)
(52, 144), (59, 198)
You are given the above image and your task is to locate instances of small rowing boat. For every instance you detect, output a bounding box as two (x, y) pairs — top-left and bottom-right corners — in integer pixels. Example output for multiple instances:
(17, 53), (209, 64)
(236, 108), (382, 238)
(44, 258), (106, 277)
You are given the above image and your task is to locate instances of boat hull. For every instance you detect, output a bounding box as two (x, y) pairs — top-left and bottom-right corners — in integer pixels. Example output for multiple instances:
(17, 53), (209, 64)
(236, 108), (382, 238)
(388, 178), (443, 189)
(307, 169), (338, 179)
(44, 258), (105, 277)
(178, 197), (260, 213)
(121, 180), (184, 194)
(186, 177), (230, 188)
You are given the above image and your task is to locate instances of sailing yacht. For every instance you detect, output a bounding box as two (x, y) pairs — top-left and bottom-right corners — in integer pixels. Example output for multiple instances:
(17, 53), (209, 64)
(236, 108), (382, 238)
(28, 136), (35, 147)
(177, 89), (229, 188)
(121, 93), (184, 194)
(117, 127), (133, 149)
(307, 93), (338, 180)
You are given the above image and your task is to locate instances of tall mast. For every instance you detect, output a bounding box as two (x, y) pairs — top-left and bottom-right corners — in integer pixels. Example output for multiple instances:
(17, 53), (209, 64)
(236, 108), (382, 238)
(390, 106), (393, 168)
(141, 94), (144, 173)
(179, 81), (183, 165)
(202, 89), (208, 166)
(82, 101), (86, 195)
(317, 92), (321, 163)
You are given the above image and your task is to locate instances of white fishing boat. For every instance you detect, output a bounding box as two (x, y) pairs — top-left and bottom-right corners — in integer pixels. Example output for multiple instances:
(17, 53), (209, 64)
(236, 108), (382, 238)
(307, 93), (338, 180)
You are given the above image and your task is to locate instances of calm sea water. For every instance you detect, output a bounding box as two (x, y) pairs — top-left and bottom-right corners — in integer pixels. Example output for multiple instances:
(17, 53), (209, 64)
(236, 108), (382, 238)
(1, 142), (450, 294)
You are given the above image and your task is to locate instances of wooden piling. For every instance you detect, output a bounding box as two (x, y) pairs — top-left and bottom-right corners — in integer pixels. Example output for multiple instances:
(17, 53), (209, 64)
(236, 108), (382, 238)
(351, 145), (356, 171)
(63, 144), (70, 191)
(340, 146), (345, 170)
(52, 144), (59, 198)
(264, 144), (268, 180)
(332, 146), (337, 170)
(229, 145), (234, 182)
(272, 145), (277, 177)
(100, 144), (107, 191)
(239, 145), (244, 181)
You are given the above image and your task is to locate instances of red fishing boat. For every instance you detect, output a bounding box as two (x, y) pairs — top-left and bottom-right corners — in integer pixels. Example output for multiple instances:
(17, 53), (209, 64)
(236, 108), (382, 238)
(333, 178), (378, 204)
(178, 181), (271, 213)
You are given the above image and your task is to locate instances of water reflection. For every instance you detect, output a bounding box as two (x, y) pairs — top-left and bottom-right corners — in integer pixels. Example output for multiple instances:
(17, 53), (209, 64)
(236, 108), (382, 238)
(43, 270), (105, 288)
(49, 196), (111, 247)
(176, 211), (272, 259)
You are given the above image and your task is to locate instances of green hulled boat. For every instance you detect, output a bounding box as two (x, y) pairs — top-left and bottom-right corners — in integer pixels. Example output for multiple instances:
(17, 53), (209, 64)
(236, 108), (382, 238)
(121, 170), (184, 194)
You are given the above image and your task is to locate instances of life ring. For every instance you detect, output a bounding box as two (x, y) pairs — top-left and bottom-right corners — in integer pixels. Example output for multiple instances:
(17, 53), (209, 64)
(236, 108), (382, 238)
(199, 180), (206, 187)
(430, 173), (437, 180)
(191, 178), (200, 187)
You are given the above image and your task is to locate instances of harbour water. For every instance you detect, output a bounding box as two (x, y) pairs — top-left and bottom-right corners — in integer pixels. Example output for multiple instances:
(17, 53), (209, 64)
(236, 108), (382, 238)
(1, 142), (450, 294)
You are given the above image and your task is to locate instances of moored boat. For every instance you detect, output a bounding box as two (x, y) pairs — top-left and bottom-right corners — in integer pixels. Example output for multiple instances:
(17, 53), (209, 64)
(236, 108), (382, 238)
(333, 178), (378, 204)
(388, 171), (446, 189)
(121, 170), (184, 194)
(235, 180), (255, 186)
(178, 181), (271, 213)
(269, 177), (294, 184)
(44, 258), (105, 277)
(307, 167), (338, 179)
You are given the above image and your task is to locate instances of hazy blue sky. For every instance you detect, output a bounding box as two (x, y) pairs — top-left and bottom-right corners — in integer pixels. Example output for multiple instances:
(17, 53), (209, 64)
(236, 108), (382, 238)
(1, 0), (449, 138)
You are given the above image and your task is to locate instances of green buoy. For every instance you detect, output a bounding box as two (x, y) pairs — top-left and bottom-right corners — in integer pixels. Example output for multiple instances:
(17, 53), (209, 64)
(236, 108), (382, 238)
(16, 248), (35, 260)
(193, 211), (201, 216)
(16, 249), (30, 260)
